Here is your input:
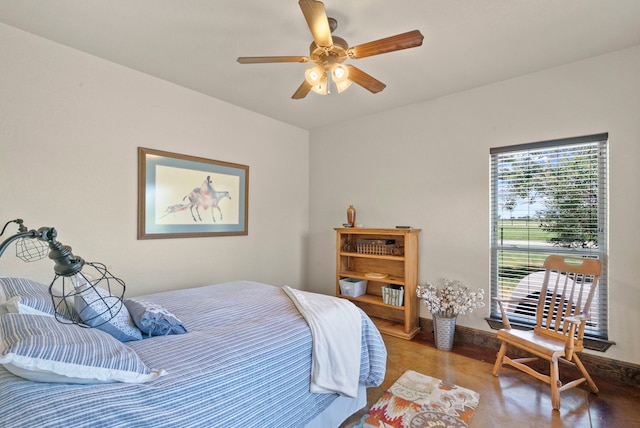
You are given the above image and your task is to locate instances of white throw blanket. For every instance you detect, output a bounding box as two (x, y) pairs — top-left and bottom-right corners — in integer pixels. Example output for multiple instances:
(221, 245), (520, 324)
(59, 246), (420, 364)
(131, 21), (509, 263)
(282, 286), (362, 398)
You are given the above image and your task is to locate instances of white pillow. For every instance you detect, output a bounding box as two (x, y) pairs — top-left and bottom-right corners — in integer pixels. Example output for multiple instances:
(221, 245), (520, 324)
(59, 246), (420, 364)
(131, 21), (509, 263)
(0, 313), (165, 384)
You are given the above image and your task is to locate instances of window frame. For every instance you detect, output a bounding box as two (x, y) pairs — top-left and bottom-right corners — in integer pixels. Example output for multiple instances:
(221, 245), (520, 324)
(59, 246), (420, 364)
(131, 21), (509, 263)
(488, 133), (611, 350)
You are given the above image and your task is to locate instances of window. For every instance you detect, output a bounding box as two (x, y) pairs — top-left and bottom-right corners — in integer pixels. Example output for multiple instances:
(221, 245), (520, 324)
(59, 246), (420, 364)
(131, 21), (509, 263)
(490, 134), (608, 344)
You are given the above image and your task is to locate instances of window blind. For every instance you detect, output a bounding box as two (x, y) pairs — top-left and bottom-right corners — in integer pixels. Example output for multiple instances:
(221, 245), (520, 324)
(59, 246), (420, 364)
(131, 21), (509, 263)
(490, 133), (608, 340)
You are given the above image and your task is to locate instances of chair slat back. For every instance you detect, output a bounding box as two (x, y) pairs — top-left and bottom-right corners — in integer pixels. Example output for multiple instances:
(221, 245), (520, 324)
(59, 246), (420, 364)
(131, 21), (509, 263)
(534, 255), (601, 340)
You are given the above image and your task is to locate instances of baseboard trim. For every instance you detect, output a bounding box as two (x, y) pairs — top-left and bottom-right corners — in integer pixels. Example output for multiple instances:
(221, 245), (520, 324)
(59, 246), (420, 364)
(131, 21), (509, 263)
(419, 317), (640, 389)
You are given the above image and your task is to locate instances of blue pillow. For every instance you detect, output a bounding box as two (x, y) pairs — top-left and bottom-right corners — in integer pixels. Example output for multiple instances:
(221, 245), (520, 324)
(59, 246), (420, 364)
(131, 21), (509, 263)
(75, 286), (142, 342)
(124, 298), (187, 337)
(0, 277), (55, 316)
(0, 313), (166, 384)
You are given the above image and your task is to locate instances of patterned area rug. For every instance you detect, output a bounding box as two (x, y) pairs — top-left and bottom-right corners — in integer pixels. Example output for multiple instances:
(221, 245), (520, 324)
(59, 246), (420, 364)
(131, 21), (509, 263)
(355, 370), (480, 428)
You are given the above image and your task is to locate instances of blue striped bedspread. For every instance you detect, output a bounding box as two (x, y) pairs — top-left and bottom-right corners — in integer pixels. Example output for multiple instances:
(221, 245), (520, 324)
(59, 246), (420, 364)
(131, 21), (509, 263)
(0, 281), (387, 427)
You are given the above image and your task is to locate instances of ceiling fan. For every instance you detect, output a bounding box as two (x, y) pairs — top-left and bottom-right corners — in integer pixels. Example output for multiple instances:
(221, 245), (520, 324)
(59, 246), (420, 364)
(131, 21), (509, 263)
(237, 0), (424, 99)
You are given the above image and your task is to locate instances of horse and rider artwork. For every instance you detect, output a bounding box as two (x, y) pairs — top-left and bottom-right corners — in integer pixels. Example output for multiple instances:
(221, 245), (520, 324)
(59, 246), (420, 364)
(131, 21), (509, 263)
(159, 174), (234, 224)
(138, 147), (248, 239)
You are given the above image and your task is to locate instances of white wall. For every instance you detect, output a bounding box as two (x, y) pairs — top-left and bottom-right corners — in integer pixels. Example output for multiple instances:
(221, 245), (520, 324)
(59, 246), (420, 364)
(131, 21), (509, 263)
(0, 23), (310, 295)
(308, 45), (640, 365)
(2, 22), (638, 366)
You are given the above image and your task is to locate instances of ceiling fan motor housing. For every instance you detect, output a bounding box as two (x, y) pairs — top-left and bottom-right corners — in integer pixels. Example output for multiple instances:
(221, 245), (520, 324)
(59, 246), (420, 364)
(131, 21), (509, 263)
(309, 36), (348, 67)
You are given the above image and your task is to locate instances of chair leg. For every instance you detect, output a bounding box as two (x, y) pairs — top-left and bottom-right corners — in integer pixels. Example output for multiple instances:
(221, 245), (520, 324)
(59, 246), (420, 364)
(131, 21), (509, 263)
(550, 358), (561, 410)
(493, 342), (508, 376)
(573, 353), (599, 393)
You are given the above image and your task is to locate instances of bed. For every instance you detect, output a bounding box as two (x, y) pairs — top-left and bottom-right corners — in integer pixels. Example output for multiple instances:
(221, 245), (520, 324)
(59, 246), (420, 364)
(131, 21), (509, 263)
(0, 279), (387, 427)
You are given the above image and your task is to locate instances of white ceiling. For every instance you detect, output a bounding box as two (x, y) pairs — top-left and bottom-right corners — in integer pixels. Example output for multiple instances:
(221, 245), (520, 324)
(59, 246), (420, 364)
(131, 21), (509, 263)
(1, 1), (640, 130)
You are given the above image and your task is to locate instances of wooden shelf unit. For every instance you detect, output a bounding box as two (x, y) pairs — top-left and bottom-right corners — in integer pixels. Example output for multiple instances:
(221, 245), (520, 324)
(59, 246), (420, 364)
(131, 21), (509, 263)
(335, 227), (421, 340)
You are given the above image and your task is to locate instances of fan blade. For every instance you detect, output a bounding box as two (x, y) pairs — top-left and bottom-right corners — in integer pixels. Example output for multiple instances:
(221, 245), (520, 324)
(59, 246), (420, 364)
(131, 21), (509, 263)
(346, 65), (386, 94)
(292, 80), (313, 99)
(299, 0), (333, 48)
(347, 30), (424, 59)
(237, 56), (309, 64)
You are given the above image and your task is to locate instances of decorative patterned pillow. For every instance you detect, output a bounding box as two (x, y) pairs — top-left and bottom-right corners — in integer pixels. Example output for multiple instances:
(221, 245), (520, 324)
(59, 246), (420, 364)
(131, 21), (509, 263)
(0, 313), (166, 384)
(75, 286), (142, 342)
(124, 298), (187, 337)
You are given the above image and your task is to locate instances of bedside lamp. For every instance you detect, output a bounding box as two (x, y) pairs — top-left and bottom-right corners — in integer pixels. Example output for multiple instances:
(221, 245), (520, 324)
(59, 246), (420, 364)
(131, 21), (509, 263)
(0, 219), (125, 327)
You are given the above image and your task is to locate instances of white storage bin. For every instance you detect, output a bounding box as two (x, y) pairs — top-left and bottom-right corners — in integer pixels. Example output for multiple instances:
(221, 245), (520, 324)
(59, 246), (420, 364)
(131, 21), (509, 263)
(339, 278), (368, 297)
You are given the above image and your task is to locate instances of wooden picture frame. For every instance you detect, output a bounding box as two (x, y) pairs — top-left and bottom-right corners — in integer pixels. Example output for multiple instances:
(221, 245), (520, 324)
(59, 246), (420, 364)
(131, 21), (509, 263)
(138, 147), (249, 239)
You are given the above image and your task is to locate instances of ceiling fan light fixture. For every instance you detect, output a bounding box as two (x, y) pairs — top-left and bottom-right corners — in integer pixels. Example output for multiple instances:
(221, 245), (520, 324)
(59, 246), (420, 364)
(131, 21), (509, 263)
(331, 64), (349, 82)
(305, 65), (328, 95)
(335, 78), (352, 93)
(330, 63), (352, 93)
(310, 76), (328, 95)
(305, 65), (325, 86)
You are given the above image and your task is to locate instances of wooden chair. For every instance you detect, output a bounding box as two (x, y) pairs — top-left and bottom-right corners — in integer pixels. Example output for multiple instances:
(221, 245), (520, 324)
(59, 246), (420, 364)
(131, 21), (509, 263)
(492, 255), (601, 410)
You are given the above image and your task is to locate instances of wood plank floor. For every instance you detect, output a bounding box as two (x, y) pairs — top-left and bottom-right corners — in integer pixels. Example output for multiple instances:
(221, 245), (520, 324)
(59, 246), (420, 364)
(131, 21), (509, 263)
(341, 332), (640, 427)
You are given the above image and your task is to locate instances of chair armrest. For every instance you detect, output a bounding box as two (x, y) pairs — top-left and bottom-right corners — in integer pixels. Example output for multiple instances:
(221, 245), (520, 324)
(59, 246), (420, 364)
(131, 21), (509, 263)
(565, 314), (588, 325)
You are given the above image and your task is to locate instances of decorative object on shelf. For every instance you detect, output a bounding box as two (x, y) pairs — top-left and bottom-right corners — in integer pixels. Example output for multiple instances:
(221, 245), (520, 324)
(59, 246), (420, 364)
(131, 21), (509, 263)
(364, 272), (388, 279)
(342, 235), (354, 252)
(357, 238), (396, 255)
(416, 278), (485, 351)
(347, 205), (356, 227)
(0, 219), (126, 327)
(382, 284), (404, 306)
(338, 278), (367, 297)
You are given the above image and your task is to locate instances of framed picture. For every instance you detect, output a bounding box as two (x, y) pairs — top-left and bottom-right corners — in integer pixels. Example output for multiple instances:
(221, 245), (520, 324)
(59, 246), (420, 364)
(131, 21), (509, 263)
(138, 147), (249, 239)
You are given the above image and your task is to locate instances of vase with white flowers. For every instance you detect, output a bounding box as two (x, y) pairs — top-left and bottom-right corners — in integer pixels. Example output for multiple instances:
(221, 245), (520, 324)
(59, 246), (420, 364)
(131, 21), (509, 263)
(416, 278), (485, 350)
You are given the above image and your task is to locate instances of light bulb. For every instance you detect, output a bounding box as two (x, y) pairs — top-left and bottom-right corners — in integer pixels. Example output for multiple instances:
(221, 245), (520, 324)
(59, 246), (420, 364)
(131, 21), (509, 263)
(312, 81), (327, 95)
(71, 271), (95, 292)
(305, 66), (325, 86)
(331, 64), (349, 82)
(330, 64), (351, 93)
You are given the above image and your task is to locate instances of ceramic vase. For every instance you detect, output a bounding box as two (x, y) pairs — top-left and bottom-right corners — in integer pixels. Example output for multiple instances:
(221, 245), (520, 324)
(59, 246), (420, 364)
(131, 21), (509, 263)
(347, 205), (356, 226)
